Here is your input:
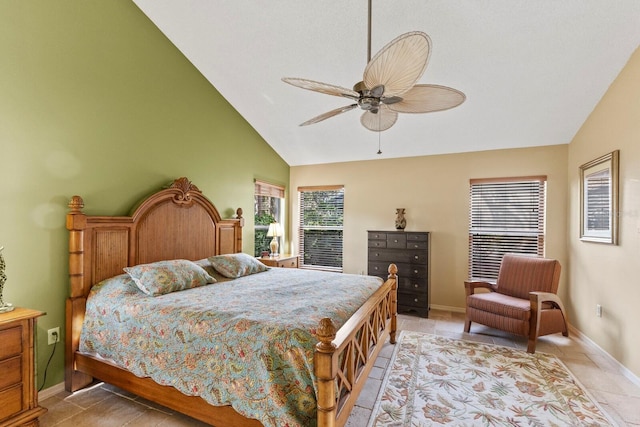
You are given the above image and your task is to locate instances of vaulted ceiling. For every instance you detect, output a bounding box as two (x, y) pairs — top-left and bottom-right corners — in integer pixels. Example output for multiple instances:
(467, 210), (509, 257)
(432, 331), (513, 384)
(133, 1), (640, 166)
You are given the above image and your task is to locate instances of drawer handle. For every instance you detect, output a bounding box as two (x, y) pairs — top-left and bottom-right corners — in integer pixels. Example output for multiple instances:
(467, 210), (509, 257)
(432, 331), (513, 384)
(374, 266), (379, 270)
(414, 298), (418, 302)
(375, 253), (379, 257)
(394, 239), (398, 243)
(413, 244), (419, 248)
(414, 255), (419, 259)
(414, 284), (418, 288)
(414, 270), (418, 274)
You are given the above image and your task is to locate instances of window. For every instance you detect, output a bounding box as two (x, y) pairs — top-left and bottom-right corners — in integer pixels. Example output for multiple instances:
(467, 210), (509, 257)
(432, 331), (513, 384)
(254, 180), (284, 257)
(298, 185), (344, 272)
(468, 176), (546, 280)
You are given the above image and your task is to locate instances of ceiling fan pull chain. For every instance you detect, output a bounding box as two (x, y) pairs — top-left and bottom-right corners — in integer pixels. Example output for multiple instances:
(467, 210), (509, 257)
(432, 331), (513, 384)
(377, 113), (382, 154)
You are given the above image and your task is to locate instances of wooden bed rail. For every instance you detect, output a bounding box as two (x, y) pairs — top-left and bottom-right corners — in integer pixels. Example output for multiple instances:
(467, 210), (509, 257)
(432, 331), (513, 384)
(316, 264), (398, 427)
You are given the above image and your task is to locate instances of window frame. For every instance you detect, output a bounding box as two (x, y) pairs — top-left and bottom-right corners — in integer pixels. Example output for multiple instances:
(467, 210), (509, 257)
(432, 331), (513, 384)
(468, 176), (547, 281)
(297, 185), (344, 272)
(254, 180), (285, 257)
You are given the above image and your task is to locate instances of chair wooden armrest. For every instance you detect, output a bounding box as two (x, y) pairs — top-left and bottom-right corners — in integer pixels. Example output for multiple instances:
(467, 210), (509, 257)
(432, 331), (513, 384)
(529, 291), (566, 312)
(464, 280), (496, 296)
(528, 291), (569, 352)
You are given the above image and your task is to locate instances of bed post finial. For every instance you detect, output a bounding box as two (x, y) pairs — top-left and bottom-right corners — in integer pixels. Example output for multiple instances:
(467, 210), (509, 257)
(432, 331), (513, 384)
(236, 208), (244, 227)
(68, 196), (84, 213)
(316, 317), (337, 350)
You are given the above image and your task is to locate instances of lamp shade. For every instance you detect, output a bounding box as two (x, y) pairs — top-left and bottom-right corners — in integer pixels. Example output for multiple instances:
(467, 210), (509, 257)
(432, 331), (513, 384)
(266, 222), (283, 237)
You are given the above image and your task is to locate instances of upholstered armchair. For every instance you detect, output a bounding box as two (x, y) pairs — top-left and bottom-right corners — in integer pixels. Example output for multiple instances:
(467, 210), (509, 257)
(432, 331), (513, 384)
(464, 254), (569, 353)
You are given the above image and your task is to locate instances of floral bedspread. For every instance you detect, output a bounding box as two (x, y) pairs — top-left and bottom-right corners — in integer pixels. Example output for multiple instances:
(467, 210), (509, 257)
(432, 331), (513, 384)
(80, 267), (383, 427)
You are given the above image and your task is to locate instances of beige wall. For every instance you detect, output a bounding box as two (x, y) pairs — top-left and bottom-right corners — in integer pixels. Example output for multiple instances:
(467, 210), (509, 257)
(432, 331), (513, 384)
(291, 144), (568, 310)
(567, 46), (640, 376)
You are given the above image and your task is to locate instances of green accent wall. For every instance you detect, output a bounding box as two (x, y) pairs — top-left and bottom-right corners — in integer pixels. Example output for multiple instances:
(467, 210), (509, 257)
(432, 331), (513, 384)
(0, 1), (289, 390)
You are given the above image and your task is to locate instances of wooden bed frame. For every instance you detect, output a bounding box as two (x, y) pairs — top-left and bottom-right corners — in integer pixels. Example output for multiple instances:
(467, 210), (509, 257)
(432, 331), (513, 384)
(65, 177), (398, 427)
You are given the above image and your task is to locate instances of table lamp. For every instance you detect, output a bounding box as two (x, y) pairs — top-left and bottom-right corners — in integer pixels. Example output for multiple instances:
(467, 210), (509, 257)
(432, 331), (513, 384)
(266, 223), (283, 257)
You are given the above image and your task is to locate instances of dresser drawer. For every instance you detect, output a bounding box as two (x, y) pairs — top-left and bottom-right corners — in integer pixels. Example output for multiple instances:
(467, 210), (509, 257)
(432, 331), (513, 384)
(274, 257), (298, 268)
(397, 277), (426, 293)
(395, 263), (427, 279)
(406, 233), (428, 242)
(368, 262), (391, 277)
(0, 326), (22, 360)
(398, 291), (428, 307)
(368, 239), (387, 248)
(0, 384), (23, 421)
(406, 240), (428, 250)
(369, 261), (427, 279)
(0, 356), (21, 390)
(367, 231), (387, 241)
(368, 248), (427, 264)
(386, 234), (406, 249)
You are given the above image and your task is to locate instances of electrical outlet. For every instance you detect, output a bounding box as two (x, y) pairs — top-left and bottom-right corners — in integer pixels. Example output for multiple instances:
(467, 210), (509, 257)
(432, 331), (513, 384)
(47, 327), (60, 345)
(596, 304), (602, 318)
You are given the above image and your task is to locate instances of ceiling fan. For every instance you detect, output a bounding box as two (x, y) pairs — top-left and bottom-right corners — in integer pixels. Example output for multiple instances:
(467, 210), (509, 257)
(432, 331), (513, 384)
(282, 1), (466, 132)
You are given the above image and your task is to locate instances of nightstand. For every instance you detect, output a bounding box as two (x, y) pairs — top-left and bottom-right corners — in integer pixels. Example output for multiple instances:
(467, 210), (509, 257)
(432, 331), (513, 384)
(0, 307), (47, 427)
(258, 254), (299, 268)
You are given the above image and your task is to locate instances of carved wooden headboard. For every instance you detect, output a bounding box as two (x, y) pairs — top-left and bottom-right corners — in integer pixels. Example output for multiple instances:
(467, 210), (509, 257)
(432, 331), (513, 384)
(66, 176), (244, 300)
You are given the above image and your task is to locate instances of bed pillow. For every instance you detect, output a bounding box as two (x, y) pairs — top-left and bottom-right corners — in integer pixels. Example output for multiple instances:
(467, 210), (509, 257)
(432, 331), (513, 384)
(207, 253), (269, 278)
(124, 259), (216, 296)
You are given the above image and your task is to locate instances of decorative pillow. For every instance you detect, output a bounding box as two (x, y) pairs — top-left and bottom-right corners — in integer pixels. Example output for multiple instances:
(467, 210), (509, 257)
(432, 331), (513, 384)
(124, 259), (216, 296)
(193, 258), (232, 283)
(207, 253), (269, 278)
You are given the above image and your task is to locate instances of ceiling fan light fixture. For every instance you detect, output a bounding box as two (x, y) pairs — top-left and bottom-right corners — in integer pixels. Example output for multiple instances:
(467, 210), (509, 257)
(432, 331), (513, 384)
(282, 3), (465, 132)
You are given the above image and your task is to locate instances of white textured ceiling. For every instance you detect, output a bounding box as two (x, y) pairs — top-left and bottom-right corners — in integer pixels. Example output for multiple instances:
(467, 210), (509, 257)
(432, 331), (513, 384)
(132, 1), (640, 166)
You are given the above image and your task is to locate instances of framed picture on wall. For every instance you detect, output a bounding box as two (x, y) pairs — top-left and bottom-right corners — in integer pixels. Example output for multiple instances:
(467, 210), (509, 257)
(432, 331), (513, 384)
(579, 150), (619, 244)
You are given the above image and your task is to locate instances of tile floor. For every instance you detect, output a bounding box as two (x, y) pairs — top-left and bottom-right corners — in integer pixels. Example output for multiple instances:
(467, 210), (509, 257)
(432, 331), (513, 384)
(39, 310), (640, 426)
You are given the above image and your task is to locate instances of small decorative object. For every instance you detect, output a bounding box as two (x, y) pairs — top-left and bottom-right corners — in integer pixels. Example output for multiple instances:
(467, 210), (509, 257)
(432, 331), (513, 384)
(0, 246), (15, 313)
(395, 208), (406, 230)
(266, 222), (283, 257)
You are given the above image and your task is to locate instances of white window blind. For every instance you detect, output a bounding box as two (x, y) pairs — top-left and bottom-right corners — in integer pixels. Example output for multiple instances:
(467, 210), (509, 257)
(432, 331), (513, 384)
(469, 176), (546, 280)
(298, 185), (344, 272)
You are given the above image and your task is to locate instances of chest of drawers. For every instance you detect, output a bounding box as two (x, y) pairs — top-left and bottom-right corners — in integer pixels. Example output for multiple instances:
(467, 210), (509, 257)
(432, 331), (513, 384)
(0, 307), (46, 427)
(367, 231), (430, 318)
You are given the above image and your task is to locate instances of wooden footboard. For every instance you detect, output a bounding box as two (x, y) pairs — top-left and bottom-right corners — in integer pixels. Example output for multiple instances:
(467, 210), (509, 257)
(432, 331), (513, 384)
(316, 264), (398, 427)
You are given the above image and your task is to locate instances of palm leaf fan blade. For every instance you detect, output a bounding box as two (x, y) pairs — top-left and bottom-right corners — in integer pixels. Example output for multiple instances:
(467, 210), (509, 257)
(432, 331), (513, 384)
(300, 104), (358, 126)
(363, 31), (431, 96)
(387, 84), (466, 114)
(282, 78), (359, 100)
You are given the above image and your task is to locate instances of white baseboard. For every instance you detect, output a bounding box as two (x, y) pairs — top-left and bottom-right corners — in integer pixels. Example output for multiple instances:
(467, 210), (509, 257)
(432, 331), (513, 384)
(569, 325), (640, 388)
(430, 304), (466, 314)
(38, 381), (65, 401)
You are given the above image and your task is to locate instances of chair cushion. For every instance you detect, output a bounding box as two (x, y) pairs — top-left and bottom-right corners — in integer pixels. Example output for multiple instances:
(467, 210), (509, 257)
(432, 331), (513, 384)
(466, 292), (531, 321)
(496, 254), (561, 299)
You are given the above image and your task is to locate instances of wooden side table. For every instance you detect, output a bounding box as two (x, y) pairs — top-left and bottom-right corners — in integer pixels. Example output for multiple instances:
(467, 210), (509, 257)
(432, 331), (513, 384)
(0, 307), (47, 427)
(258, 254), (299, 268)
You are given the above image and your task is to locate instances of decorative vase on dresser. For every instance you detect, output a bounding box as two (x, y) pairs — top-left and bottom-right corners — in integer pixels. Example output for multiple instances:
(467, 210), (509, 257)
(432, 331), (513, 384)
(0, 307), (47, 426)
(367, 230), (430, 318)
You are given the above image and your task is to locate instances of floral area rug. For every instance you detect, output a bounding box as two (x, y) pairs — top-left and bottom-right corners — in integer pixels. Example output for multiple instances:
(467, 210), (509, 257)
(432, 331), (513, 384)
(369, 331), (616, 426)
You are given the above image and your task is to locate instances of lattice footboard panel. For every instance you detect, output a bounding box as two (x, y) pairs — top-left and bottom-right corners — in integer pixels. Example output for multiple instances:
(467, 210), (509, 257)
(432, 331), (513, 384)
(336, 287), (393, 417)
